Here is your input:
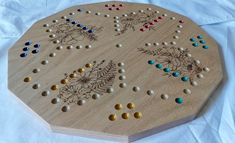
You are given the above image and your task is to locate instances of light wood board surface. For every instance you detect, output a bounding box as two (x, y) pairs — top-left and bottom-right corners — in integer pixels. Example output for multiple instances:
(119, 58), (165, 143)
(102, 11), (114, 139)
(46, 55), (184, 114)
(8, 1), (223, 142)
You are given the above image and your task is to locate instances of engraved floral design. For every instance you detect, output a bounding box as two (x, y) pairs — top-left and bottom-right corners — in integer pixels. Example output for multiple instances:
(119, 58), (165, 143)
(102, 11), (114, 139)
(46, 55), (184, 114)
(137, 46), (203, 81)
(57, 60), (117, 105)
(117, 11), (160, 35)
(48, 21), (103, 45)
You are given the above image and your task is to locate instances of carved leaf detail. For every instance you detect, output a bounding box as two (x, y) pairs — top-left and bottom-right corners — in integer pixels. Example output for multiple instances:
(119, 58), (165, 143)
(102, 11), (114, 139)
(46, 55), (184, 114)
(137, 46), (203, 82)
(90, 61), (117, 93)
(56, 60), (117, 105)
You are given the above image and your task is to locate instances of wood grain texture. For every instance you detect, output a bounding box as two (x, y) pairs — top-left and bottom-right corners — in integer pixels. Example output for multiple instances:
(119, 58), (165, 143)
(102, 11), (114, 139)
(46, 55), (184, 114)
(8, 1), (223, 142)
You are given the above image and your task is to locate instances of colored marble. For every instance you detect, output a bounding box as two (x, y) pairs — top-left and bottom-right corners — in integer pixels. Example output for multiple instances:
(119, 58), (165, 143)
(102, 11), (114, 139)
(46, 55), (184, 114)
(71, 21), (77, 24)
(181, 76), (189, 82)
(190, 38), (196, 42)
(163, 68), (171, 73)
(32, 49), (39, 54)
(199, 40), (206, 44)
(23, 47), (29, 51)
(203, 45), (209, 49)
(192, 43), (199, 47)
(175, 97), (183, 104)
(88, 29), (93, 33)
(25, 41), (32, 46)
(172, 72), (180, 77)
(197, 35), (203, 39)
(148, 60), (155, 65)
(76, 24), (80, 27)
(34, 44), (40, 48)
(155, 64), (163, 69)
(20, 53), (27, 57)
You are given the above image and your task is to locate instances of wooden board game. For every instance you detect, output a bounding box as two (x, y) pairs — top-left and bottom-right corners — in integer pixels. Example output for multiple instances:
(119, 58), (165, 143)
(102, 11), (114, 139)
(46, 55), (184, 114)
(8, 1), (223, 142)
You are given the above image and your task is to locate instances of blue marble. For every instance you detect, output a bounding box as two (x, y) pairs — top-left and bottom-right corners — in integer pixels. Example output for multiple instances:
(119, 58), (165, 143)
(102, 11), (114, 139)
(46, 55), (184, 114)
(34, 44), (40, 48)
(172, 72), (180, 77)
(20, 52), (27, 57)
(192, 42), (199, 47)
(197, 35), (203, 39)
(200, 40), (206, 44)
(88, 29), (93, 33)
(82, 26), (87, 30)
(32, 49), (39, 54)
(155, 64), (163, 69)
(163, 68), (171, 73)
(71, 21), (77, 24)
(203, 45), (209, 49)
(23, 47), (29, 51)
(148, 60), (155, 65)
(181, 76), (189, 81)
(190, 38), (196, 42)
(24, 41), (32, 46)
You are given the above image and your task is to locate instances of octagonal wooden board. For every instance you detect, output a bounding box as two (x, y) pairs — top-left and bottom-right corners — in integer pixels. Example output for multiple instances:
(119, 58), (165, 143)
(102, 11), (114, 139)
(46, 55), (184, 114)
(8, 1), (223, 142)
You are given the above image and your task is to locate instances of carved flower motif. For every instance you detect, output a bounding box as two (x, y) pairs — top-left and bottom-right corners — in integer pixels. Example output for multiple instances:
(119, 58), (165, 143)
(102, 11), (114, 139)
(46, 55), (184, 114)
(57, 60), (117, 105)
(138, 46), (203, 80)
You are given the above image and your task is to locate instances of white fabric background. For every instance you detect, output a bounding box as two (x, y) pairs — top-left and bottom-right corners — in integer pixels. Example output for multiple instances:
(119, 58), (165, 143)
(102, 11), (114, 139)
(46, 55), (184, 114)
(0, 0), (235, 143)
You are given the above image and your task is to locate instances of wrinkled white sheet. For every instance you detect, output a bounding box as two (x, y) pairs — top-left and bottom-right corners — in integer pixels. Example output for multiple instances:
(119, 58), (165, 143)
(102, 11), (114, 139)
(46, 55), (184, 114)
(0, 0), (235, 143)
